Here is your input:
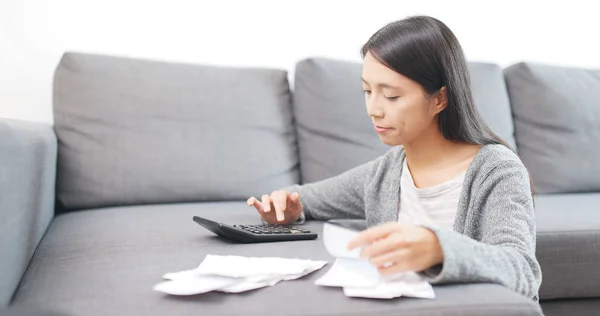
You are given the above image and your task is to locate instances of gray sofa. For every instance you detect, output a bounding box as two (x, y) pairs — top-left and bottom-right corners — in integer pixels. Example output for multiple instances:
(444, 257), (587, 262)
(1, 52), (599, 316)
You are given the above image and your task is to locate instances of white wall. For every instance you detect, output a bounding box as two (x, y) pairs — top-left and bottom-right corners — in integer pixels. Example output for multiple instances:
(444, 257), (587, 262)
(1, 0), (598, 124)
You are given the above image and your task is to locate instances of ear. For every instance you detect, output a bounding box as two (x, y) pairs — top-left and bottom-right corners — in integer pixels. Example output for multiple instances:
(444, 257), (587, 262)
(433, 86), (448, 114)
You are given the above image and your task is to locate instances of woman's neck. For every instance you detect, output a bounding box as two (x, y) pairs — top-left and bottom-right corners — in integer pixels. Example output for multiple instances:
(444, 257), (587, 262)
(403, 124), (462, 170)
(402, 123), (483, 188)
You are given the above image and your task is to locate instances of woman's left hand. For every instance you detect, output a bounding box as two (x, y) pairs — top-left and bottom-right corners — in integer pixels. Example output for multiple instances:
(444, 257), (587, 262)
(347, 222), (444, 275)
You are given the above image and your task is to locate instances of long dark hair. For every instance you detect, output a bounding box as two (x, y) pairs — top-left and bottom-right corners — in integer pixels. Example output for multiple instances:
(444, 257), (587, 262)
(361, 15), (504, 147)
(362, 16), (535, 197)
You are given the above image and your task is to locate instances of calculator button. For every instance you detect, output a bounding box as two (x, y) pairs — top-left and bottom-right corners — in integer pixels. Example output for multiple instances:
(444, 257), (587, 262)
(235, 224), (312, 236)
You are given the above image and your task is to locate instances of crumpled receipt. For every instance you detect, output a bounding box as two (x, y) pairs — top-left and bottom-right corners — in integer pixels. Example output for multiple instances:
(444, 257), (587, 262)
(314, 221), (436, 299)
(154, 221), (435, 299)
(153, 255), (327, 295)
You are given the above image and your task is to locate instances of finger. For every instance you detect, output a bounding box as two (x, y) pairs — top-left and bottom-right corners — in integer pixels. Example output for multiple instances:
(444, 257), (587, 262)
(377, 258), (411, 276)
(271, 191), (284, 222)
(289, 191), (300, 204)
(287, 192), (302, 212)
(278, 191), (287, 212)
(347, 222), (404, 250)
(248, 197), (266, 213)
(271, 191), (285, 213)
(369, 248), (409, 268)
(360, 233), (408, 259)
(261, 194), (272, 213)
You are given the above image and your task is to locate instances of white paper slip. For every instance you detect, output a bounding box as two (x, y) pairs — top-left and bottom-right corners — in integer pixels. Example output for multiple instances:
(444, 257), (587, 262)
(155, 255), (328, 296)
(162, 267), (278, 282)
(323, 222), (363, 259)
(153, 275), (240, 295)
(280, 261), (328, 281)
(218, 276), (283, 293)
(315, 258), (381, 288)
(343, 275), (435, 300)
(155, 274), (284, 295)
(196, 255), (327, 278)
(317, 221), (436, 300)
(343, 285), (403, 299)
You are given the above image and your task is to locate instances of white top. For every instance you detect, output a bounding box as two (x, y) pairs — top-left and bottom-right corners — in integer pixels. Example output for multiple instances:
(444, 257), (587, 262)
(398, 160), (466, 231)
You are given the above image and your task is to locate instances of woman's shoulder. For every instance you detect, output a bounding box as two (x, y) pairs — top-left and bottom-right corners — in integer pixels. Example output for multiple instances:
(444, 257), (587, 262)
(469, 143), (530, 181)
(476, 143), (524, 167)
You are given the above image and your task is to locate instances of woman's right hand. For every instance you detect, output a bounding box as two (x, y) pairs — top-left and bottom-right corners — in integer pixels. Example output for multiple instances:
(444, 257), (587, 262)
(247, 190), (303, 225)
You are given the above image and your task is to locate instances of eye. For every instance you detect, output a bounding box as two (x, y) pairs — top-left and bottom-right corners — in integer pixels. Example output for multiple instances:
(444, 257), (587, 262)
(385, 96), (399, 101)
(363, 89), (372, 95)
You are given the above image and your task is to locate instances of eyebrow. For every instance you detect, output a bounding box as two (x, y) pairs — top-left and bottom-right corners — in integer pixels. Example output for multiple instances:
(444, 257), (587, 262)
(361, 77), (400, 90)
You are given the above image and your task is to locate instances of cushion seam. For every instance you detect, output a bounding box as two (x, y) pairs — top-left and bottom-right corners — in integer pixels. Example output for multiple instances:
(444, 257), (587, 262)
(537, 230), (600, 236)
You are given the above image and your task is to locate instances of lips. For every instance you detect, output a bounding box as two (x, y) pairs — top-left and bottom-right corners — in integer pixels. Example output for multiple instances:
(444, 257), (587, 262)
(374, 125), (393, 134)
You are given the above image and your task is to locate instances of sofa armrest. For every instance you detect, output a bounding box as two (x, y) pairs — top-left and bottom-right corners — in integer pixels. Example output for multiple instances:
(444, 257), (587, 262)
(0, 118), (57, 306)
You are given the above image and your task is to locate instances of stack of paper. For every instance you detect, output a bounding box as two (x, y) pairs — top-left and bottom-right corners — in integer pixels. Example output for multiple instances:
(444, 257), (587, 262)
(153, 255), (327, 295)
(314, 222), (435, 299)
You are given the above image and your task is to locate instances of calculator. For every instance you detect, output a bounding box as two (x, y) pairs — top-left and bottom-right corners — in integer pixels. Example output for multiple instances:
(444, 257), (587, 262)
(192, 216), (318, 243)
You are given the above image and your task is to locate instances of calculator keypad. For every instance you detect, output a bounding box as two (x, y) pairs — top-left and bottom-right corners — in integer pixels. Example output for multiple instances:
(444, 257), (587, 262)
(238, 225), (311, 235)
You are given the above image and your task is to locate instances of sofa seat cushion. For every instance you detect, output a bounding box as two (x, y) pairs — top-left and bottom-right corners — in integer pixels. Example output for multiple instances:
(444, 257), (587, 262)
(540, 298), (600, 316)
(13, 203), (540, 316)
(535, 193), (600, 300)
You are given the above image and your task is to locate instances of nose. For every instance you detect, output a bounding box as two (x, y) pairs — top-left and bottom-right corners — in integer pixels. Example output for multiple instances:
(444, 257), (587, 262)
(366, 96), (384, 119)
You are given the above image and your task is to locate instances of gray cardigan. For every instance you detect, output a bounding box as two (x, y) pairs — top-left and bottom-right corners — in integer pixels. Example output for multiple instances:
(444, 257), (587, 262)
(286, 144), (542, 300)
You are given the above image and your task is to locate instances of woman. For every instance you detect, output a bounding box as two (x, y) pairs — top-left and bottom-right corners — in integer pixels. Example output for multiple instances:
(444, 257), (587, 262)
(247, 15), (542, 300)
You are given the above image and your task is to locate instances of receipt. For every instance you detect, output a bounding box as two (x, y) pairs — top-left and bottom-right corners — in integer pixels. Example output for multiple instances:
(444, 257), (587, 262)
(153, 275), (239, 295)
(322, 222), (363, 259)
(195, 255), (323, 278)
(316, 221), (435, 299)
(315, 258), (380, 288)
(154, 255), (327, 296)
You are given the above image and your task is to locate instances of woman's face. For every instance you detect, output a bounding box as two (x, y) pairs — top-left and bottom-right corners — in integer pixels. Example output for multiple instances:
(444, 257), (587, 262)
(361, 51), (446, 146)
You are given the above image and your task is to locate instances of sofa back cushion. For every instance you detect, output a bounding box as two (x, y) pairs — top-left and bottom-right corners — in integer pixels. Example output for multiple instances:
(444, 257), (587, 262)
(293, 57), (516, 184)
(54, 52), (298, 211)
(505, 62), (600, 194)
